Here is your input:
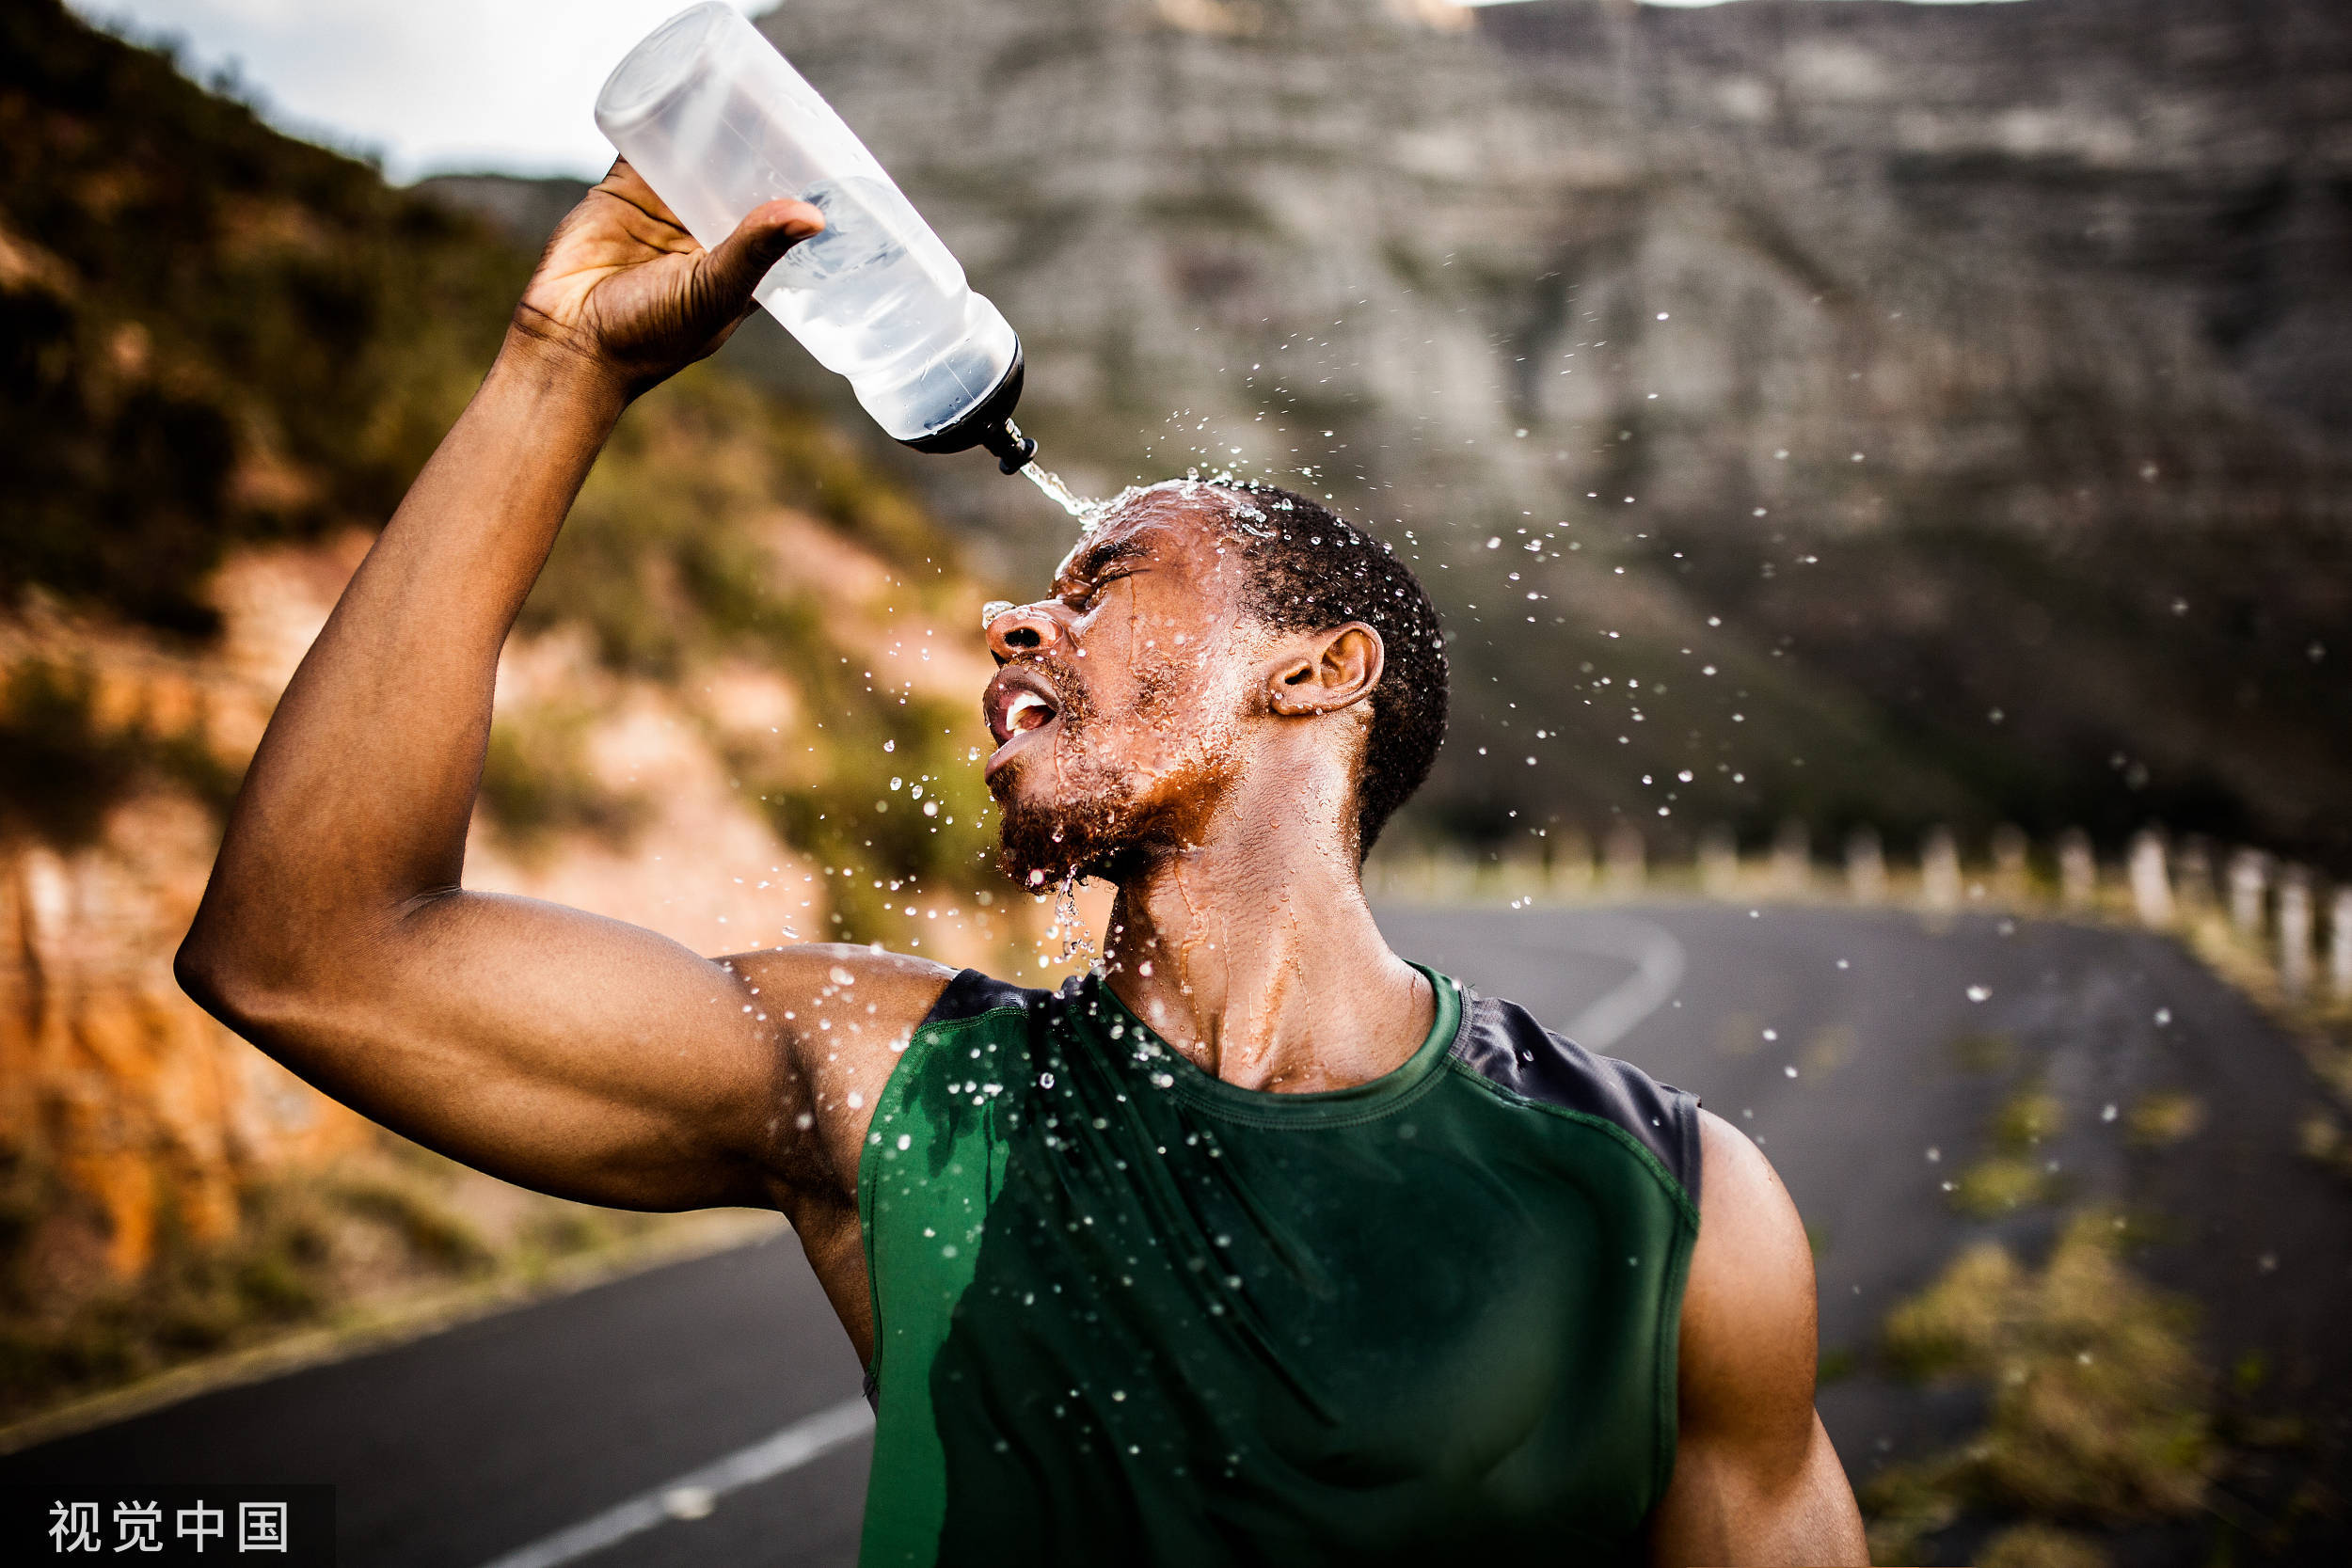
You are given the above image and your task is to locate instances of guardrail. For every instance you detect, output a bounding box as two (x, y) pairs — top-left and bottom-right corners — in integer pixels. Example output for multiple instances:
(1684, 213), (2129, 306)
(1367, 824), (2352, 1009)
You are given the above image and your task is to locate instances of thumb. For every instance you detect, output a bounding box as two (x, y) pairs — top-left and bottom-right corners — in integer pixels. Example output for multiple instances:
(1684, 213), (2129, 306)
(700, 198), (825, 309)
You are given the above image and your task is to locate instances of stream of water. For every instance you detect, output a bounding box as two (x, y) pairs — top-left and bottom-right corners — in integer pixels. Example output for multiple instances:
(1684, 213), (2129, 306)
(1020, 460), (1095, 520)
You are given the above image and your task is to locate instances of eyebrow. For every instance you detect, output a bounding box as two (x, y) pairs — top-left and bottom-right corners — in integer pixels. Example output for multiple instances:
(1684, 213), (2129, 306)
(1064, 533), (1152, 588)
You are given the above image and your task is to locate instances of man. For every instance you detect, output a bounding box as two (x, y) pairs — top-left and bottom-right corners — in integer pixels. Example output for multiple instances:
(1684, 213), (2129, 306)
(178, 164), (1866, 1566)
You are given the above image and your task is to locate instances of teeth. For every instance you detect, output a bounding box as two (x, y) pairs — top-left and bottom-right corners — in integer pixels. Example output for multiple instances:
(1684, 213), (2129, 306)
(1006, 691), (1053, 733)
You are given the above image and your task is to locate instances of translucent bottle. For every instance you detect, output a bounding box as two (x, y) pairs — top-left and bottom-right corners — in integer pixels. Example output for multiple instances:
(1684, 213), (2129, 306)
(596, 3), (1035, 470)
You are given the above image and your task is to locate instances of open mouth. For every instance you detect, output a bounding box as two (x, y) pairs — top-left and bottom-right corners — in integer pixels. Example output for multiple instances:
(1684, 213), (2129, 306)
(983, 669), (1063, 768)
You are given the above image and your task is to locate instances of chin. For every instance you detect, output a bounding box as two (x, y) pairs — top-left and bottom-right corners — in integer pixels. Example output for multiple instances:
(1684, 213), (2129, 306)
(993, 778), (1158, 888)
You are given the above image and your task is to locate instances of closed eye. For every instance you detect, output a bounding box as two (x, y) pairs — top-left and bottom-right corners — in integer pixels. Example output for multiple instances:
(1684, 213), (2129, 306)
(1070, 571), (1134, 610)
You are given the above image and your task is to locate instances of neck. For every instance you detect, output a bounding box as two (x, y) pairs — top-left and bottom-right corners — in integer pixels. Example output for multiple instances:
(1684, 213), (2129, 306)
(1096, 781), (1433, 1094)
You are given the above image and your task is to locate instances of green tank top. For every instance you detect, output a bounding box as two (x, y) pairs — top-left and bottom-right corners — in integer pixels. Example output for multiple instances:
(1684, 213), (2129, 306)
(855, 964), (1701, 1566)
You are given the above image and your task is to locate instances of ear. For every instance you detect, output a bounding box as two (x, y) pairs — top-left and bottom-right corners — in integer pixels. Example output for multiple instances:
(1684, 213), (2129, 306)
(1265, 623), (1385, 717)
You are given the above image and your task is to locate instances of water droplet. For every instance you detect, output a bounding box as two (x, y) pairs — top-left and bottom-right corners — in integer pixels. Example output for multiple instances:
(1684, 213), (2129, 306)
(1052, 874), (1096, 961)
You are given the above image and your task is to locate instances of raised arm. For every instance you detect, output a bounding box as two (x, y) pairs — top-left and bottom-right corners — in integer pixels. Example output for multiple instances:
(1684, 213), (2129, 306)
(1650, 1112), (1868, 1567)
(176, 166), (946, 1218)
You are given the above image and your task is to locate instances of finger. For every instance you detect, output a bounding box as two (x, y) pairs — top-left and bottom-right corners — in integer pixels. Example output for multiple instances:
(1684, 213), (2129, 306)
(597, 157), (691, 235)
(698, 198), (825, 309)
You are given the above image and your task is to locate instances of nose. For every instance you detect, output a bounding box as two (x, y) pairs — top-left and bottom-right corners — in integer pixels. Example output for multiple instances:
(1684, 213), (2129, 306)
(985, 600), (1070, 664)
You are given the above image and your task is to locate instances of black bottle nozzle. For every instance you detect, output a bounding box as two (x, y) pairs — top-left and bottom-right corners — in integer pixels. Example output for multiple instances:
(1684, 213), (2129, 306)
(896, 343), (1035, 475)
(980, 419), (1038, 475)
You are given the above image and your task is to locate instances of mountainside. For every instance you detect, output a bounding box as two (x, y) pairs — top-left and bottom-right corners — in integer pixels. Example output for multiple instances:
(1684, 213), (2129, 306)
(710, 0), (2352, 872)
(0, 0), (1052, 1418)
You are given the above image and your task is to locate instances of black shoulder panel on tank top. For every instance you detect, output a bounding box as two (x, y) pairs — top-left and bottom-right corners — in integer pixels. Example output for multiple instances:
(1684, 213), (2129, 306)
(1449, 993), (1704, 1207)
(924, 968), (1051, 1026)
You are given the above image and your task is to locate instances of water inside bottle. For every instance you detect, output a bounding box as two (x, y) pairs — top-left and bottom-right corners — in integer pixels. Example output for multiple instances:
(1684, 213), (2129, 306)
(758, 177), (954, 374)
(755, 177), (1000, 436)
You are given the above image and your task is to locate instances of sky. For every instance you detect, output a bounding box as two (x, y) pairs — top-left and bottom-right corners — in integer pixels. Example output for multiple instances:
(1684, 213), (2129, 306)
(66, 0), (2021, 184)
(64, 0), (767, 182)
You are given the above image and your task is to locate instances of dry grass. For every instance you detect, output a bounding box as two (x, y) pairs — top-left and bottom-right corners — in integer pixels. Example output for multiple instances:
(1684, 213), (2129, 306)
(1866, 1211), (2212, 1564)
(2124, 1091), (2206, 1149)
(1977, 1523), (2112, 1568)
(1947, 1085), (2067, 1218)
(1950, 1155), (2058, 1218)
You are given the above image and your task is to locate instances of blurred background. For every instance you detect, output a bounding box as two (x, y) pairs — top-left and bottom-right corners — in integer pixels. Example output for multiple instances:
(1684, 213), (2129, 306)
(2, 0), (2349, 1563)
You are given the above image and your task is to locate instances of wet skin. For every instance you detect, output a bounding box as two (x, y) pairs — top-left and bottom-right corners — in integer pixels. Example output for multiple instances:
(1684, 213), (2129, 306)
(175, 164), (1864, 1565)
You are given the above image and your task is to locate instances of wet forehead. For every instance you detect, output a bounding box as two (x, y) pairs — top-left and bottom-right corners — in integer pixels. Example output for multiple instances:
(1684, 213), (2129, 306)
(1050, 484), (1248, 595)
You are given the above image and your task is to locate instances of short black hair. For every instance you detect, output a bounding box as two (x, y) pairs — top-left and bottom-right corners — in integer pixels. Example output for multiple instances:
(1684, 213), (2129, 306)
(1212, 482), (1448, 859)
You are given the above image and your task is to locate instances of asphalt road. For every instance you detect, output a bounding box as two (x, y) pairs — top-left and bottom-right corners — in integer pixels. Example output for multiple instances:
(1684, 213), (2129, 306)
(8, 903), (2349, 1565)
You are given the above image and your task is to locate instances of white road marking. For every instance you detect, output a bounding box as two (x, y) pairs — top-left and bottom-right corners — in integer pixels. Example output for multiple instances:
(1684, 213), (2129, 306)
(1555, 914), (1688, 1049)
(471, 1396), (874, 1568)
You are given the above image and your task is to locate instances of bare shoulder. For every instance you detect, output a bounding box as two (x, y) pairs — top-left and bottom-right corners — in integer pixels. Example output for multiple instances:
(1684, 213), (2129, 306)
(1690, 1111), (1811, 1300)
(719, 943), (958, 1187)
(1648, 1110), (1866, 1565)
(1682, 1108), (1817, 1411)
(722, 942), (959, 1072)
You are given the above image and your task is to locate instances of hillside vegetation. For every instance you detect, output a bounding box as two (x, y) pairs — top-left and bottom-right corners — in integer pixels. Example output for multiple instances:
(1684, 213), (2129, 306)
(0, 0), (1025, 1425)
(0, 0), (1005, 922)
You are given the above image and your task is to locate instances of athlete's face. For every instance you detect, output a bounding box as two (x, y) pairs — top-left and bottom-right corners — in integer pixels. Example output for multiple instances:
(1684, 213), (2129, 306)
(979, 484), (1276, 885)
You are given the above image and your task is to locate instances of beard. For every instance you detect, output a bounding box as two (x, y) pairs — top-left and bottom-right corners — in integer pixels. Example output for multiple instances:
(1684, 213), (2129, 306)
(988, 657), (1198, 886)
(993, 758), (1159, 886)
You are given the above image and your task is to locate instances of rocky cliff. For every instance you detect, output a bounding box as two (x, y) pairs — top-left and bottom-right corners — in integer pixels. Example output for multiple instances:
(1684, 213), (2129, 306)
(738, 0), (2352, 869)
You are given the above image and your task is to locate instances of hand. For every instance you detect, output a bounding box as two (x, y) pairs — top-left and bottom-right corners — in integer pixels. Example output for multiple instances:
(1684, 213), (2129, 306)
(509, 158), (823, 397)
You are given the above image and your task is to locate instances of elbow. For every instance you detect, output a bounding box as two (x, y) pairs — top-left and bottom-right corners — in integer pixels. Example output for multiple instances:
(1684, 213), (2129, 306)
(174, 919), (245, 1028)
(175, 911), (289, 1038)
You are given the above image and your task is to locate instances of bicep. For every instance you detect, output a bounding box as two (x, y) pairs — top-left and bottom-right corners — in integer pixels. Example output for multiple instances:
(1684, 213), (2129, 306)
(1650, 1111), (1867, 1567)
(240, 889), (796, 1211)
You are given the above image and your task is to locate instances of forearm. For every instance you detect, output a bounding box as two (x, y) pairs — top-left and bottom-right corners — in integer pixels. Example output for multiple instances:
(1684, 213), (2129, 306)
(183, 335), (628, 992)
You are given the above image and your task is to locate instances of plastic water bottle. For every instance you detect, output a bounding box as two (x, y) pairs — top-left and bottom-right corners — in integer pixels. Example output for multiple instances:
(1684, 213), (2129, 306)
(596, 3), (1036, 471)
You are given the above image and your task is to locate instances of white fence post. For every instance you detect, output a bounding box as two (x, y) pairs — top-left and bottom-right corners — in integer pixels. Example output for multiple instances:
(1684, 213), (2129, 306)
(2058, 829), (2097, 912)
(1698, 825), (1740, 897)
(2279, 867), (2313, 997)
(2129, 829), (2175, 927)
(1922, 827), (1963, 913)
(1846, 826), (1885, 905)
(2228, 847), (2269, 938)
(1547, 828), (1593, 898)
(1605, 822), (1645, 897)
(2172, 837), (2214, 914)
